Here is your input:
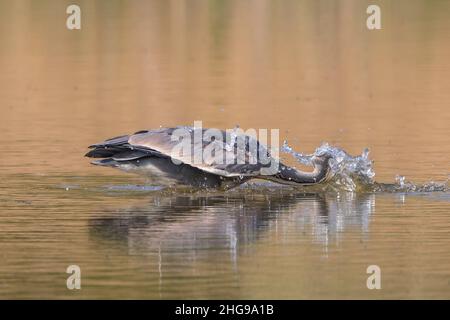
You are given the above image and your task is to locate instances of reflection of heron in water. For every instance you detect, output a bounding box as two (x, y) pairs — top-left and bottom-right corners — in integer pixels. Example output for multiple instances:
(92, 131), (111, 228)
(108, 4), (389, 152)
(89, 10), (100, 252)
(88, 193), (375, 298)
(85, 127), (332, 188)
(89, 192), (375, 258)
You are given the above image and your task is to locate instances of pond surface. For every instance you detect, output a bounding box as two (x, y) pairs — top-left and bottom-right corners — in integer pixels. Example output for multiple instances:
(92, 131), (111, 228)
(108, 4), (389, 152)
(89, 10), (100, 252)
(0, 0), (449, 299)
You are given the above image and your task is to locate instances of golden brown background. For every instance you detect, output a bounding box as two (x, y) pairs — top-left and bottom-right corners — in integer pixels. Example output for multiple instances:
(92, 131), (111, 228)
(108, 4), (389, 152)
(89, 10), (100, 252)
(0, 0), (449, 299)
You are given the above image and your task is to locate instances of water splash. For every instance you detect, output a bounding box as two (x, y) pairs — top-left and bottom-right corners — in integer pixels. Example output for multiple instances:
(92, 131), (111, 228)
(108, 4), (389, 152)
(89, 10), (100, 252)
(282, 141), (375, 191)
(281, 141), (448, 193)
(374, 175), (449, 193)
(281, 140), (313, 166)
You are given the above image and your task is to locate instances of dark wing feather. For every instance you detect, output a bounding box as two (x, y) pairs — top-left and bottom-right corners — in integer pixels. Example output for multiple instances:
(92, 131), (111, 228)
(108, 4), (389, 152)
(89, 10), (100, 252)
(111, 151), (150, 161)
(85, 132), (167, 160)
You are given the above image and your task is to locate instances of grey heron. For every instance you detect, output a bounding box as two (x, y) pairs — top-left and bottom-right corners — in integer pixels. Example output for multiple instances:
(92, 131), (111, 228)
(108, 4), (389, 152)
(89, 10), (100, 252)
(85, 127), (332, 189)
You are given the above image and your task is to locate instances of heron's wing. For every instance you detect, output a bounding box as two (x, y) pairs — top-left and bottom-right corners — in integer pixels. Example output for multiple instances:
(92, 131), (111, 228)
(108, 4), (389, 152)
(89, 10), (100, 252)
(128, 127), (276, 177)
(85, 132), (167, 159)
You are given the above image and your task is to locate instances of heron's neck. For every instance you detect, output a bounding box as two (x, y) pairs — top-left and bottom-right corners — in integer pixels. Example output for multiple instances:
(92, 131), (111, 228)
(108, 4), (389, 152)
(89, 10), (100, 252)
(275, 163), (330, 185)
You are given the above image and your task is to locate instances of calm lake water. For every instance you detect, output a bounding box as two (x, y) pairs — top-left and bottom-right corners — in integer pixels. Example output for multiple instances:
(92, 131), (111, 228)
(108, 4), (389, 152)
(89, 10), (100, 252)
(1, 0), (449, 299)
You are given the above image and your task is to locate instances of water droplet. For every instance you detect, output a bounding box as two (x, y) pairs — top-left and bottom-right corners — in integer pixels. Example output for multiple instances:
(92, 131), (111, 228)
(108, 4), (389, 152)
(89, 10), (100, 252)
(395, 175), (406, 187)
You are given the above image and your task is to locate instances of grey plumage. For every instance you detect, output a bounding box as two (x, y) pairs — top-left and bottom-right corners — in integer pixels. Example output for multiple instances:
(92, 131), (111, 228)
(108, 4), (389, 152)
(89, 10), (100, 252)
(85, 127), (332, 189)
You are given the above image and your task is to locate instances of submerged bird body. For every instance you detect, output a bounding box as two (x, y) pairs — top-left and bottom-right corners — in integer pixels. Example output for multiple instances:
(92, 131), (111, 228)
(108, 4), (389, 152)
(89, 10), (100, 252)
(86, 127), (332, 189)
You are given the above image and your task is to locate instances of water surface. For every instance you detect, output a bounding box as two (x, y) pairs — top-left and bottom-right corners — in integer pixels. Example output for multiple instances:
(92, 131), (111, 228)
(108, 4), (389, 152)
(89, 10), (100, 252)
(0, 0), (450, 299)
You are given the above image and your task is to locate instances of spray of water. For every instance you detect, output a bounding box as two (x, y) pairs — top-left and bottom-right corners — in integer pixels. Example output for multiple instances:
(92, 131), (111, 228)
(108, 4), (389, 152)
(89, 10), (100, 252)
(281, 141), (448, 193)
